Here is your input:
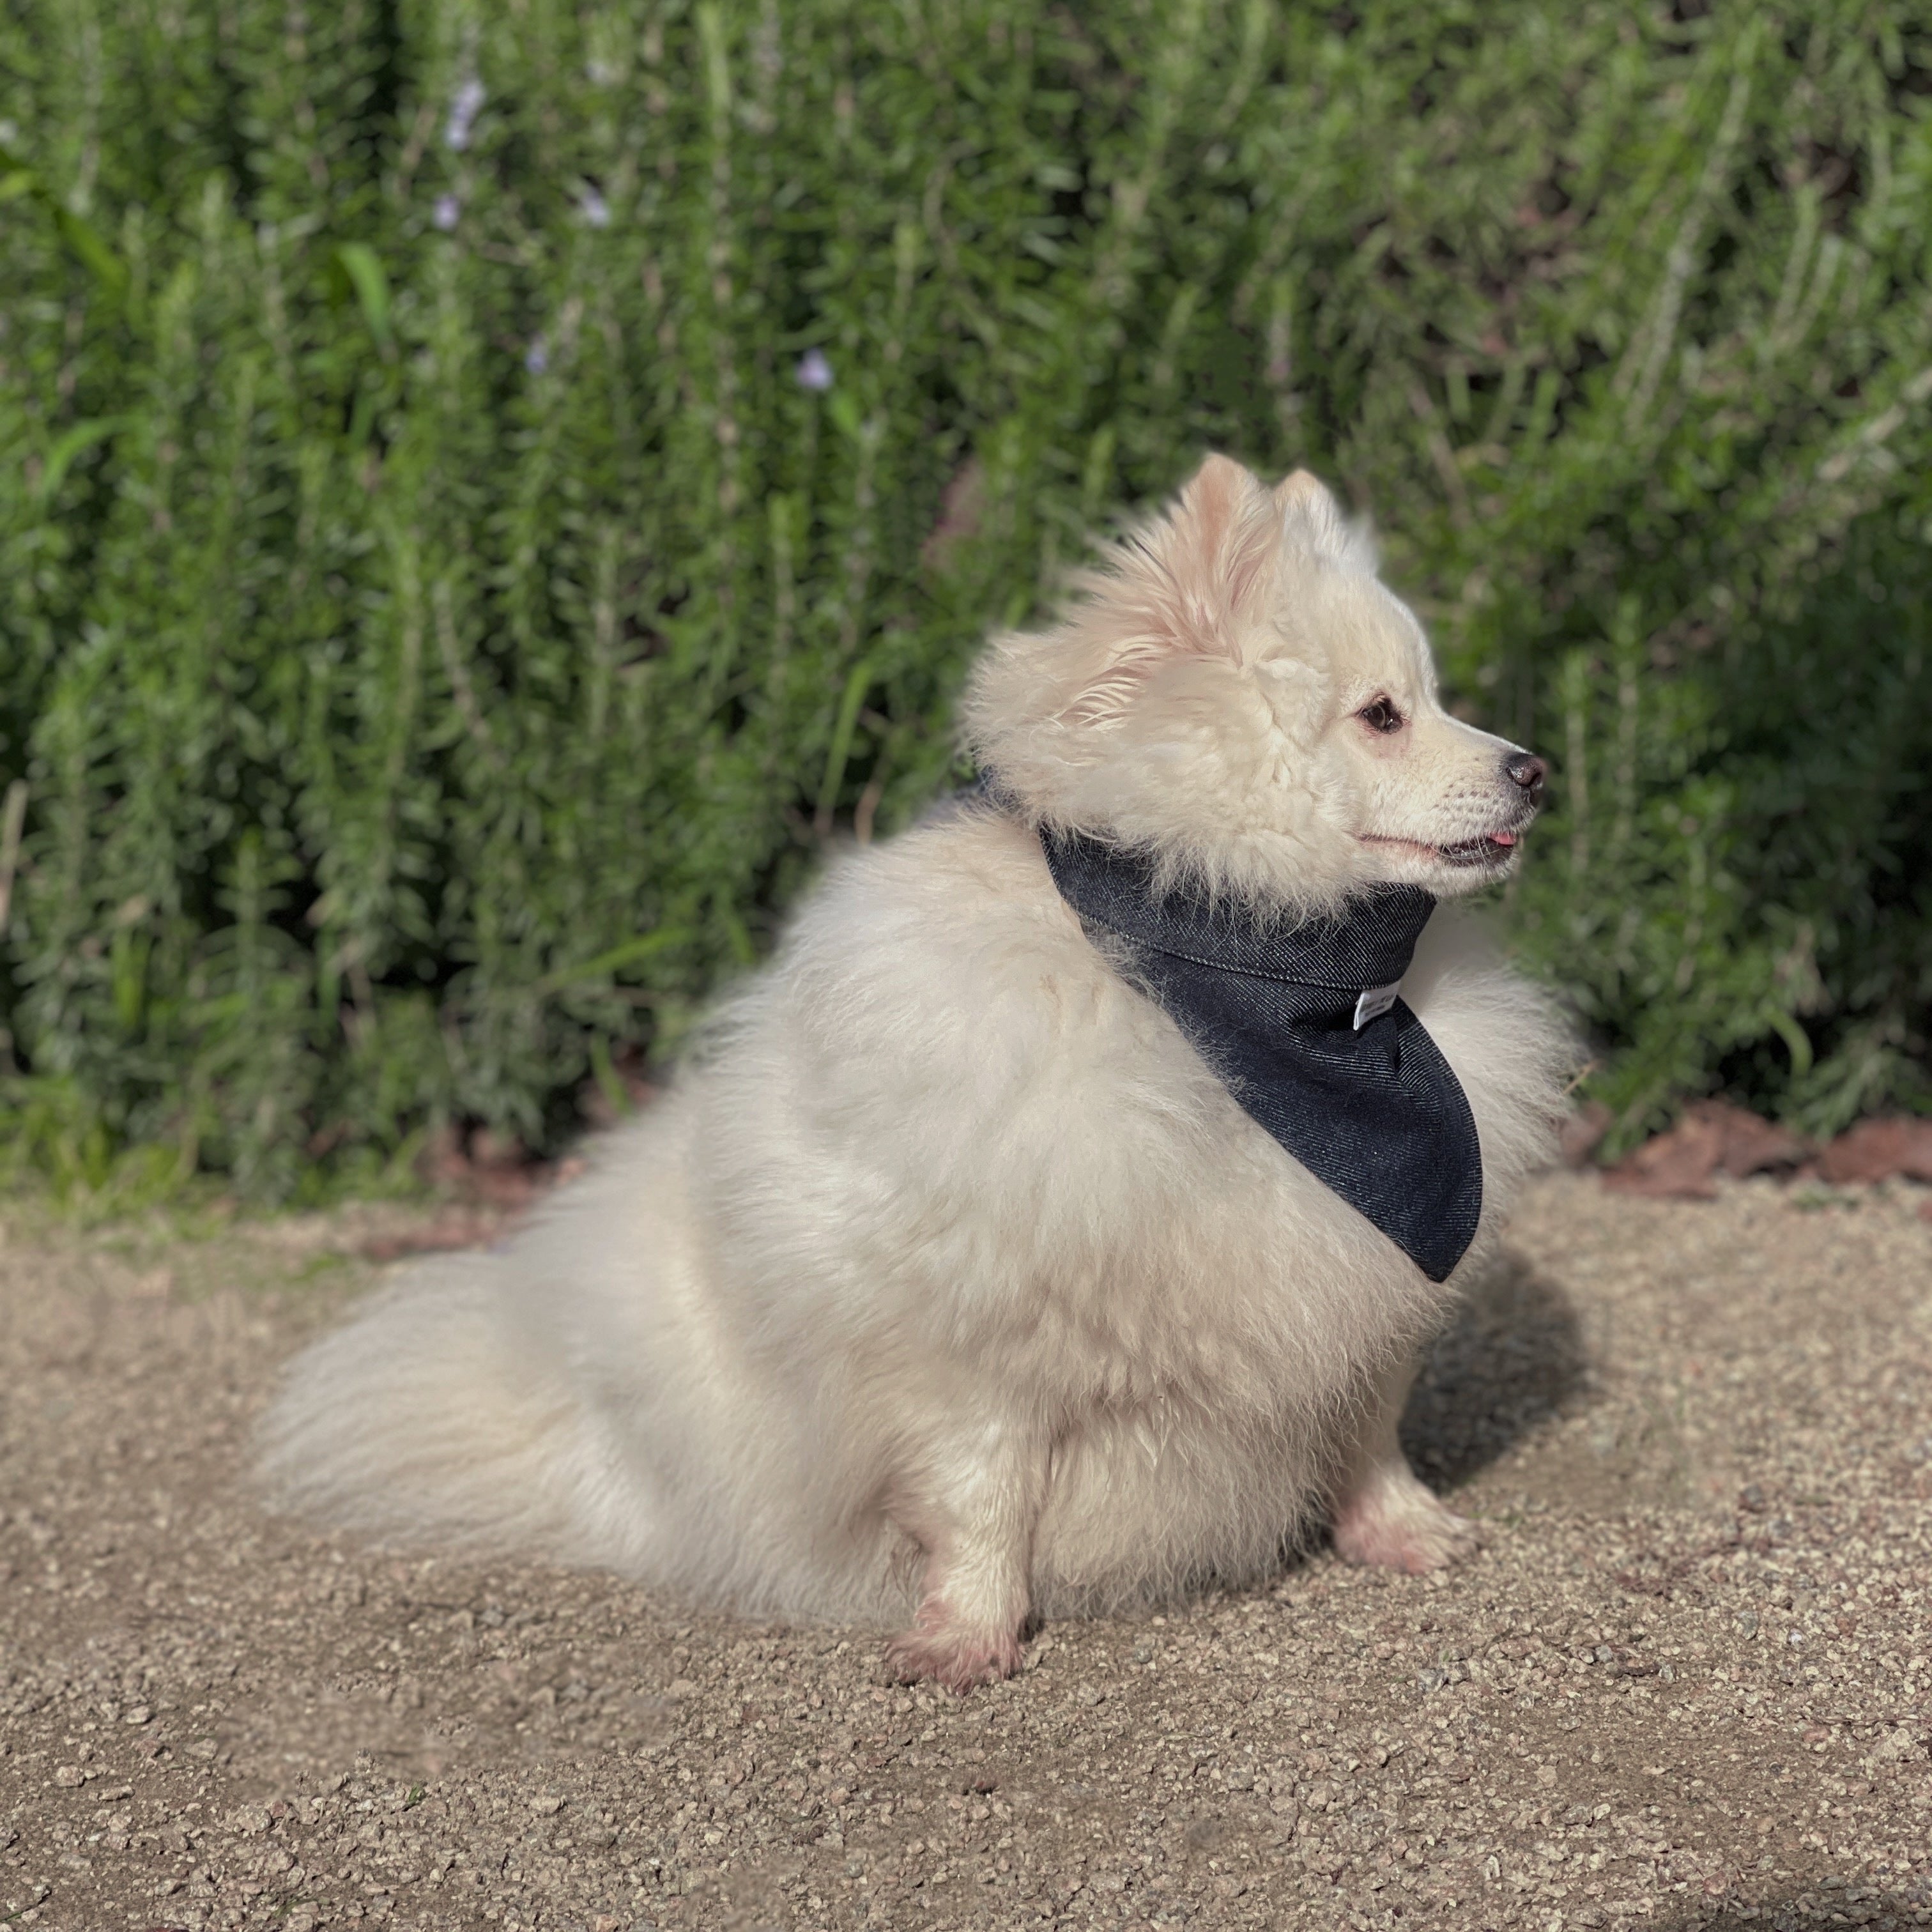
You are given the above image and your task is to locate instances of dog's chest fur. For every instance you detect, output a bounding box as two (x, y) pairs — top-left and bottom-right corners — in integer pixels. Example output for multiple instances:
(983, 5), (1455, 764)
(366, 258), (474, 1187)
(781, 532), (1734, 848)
(683, 803), (1562, 1609)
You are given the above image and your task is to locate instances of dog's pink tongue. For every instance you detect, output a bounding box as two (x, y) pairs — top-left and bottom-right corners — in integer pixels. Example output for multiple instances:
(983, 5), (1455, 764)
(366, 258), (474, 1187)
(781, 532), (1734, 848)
(1491, 830), (1518, 847)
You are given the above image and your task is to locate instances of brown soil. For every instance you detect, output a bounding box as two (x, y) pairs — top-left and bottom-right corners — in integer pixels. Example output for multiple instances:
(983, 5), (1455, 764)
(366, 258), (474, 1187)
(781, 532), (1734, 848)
(2, 1174), (1930, 1931)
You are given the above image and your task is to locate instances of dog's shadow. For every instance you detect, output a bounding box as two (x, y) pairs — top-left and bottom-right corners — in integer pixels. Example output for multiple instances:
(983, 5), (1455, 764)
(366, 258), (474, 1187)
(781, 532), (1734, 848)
(1400, 1249), (1591, 1490)
(1657, 1892), (1931, 1931)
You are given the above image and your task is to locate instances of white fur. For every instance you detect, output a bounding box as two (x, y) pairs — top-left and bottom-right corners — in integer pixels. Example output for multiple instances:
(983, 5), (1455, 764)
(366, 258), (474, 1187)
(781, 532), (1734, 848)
(258, 458), (1575, 1689)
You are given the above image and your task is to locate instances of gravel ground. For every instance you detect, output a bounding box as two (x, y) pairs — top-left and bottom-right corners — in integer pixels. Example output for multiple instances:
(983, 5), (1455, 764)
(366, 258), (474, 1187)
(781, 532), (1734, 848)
(3, 1173), (1931, 1932)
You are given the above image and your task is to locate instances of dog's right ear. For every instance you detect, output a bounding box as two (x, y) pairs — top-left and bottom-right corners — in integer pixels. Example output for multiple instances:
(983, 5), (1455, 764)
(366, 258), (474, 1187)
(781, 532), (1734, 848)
(1275, 468), (1375, 571)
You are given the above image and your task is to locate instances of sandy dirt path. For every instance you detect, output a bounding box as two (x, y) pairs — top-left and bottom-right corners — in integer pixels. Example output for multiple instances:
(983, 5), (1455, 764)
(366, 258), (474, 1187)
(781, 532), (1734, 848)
(2, 1174), (1931, 1932)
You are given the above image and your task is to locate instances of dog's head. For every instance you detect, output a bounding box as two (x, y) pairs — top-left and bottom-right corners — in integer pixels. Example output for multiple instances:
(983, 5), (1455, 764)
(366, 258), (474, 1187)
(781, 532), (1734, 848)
(963, 454), (1545, 913)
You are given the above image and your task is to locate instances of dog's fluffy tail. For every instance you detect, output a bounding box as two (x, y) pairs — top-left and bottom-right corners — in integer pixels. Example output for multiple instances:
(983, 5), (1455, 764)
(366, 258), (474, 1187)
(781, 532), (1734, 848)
(256, 1253), (586, 1559)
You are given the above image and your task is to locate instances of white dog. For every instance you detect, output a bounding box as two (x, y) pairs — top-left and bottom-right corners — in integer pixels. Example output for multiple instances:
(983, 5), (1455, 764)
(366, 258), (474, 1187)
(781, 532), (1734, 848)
(259, 457), (1573, 1690)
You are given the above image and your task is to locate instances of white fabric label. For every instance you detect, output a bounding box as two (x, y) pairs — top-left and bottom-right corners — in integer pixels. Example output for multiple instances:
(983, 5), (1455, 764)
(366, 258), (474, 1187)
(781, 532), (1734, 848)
(1353, 979), (1401, 1031)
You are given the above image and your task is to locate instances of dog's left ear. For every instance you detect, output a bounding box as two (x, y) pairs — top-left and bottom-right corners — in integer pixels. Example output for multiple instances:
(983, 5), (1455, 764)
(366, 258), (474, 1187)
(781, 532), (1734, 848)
(1148, 455), (1281, 654)
(1058, 454), (1280, 726)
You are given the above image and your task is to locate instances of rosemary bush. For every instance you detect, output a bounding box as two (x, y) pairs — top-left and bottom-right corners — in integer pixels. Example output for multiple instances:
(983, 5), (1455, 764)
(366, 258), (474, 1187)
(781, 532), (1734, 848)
(2, 0), (1929, 1197)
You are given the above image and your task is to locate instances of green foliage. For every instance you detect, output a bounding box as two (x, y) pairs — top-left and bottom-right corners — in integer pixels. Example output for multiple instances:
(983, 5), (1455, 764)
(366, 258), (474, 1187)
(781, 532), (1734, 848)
(3, 0), (1929, 1193)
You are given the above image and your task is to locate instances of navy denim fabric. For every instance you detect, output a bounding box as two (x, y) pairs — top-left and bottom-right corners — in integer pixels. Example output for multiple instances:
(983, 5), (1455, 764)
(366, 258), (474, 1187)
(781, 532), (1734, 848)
(1036, 822), (1482, 1282)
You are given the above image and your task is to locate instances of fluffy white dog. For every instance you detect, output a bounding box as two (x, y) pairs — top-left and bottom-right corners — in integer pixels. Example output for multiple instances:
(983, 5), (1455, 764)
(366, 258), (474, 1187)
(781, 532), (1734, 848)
(259, 457), (1574, 1690)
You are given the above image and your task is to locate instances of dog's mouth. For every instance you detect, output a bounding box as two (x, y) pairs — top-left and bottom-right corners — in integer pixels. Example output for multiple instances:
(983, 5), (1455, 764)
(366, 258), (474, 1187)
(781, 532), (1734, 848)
(1360, 827), (1525, 870)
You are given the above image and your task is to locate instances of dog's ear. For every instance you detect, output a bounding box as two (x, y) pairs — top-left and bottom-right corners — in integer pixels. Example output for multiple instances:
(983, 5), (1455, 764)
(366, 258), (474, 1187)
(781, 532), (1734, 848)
(1275, 468), (1376, 572)
(1156, 454), (1280, 647)
(1061, 456), (1278, 724)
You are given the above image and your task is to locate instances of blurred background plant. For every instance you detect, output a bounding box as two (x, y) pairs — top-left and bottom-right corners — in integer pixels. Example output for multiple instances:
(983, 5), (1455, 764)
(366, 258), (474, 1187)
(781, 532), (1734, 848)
(3, 0), (1929, 1203)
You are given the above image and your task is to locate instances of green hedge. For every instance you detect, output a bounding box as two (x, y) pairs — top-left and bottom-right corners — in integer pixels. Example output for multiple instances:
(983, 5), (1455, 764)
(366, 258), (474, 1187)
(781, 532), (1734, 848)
(3, 0), (1929, 1199)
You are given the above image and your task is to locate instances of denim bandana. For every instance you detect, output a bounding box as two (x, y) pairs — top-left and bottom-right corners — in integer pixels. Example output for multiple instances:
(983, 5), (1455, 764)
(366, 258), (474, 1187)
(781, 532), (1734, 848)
(1031, 816), (1483, 1282)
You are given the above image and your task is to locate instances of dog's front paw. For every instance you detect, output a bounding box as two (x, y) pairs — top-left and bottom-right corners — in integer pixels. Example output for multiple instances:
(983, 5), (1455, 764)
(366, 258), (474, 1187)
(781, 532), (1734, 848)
(884, 1616), (1023, 1694)
(1331, 1463), (1476, 1575)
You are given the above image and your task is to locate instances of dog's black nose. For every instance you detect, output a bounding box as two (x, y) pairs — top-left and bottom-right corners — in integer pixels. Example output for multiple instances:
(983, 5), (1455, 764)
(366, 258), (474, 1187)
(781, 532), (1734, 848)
(1505, 752), (1547, 802)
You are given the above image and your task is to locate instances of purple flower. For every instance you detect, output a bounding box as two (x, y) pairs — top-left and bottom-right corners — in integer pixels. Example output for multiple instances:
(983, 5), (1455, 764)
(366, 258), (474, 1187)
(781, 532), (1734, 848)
(795, 348), (834, 392)
(525, 337), (549, 376)
(433, 193), (461, 232)
(579, 187), (611, 229)
(444, 76), (486, 151)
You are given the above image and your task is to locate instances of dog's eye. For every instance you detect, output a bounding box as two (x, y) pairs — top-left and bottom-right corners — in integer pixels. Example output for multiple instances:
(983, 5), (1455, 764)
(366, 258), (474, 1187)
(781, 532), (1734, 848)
(1358, 697), (1404, 735)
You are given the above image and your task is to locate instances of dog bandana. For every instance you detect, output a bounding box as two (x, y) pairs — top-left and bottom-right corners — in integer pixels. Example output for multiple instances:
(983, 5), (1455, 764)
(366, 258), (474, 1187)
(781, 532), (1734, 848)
(1033, 820), (1483, 1282)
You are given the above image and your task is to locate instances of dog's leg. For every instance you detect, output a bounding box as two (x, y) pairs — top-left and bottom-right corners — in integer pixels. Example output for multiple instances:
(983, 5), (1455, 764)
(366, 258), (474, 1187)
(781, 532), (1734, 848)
(1330, 1353), (1475, 1574)
(882, 1416), (1044, 1694)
